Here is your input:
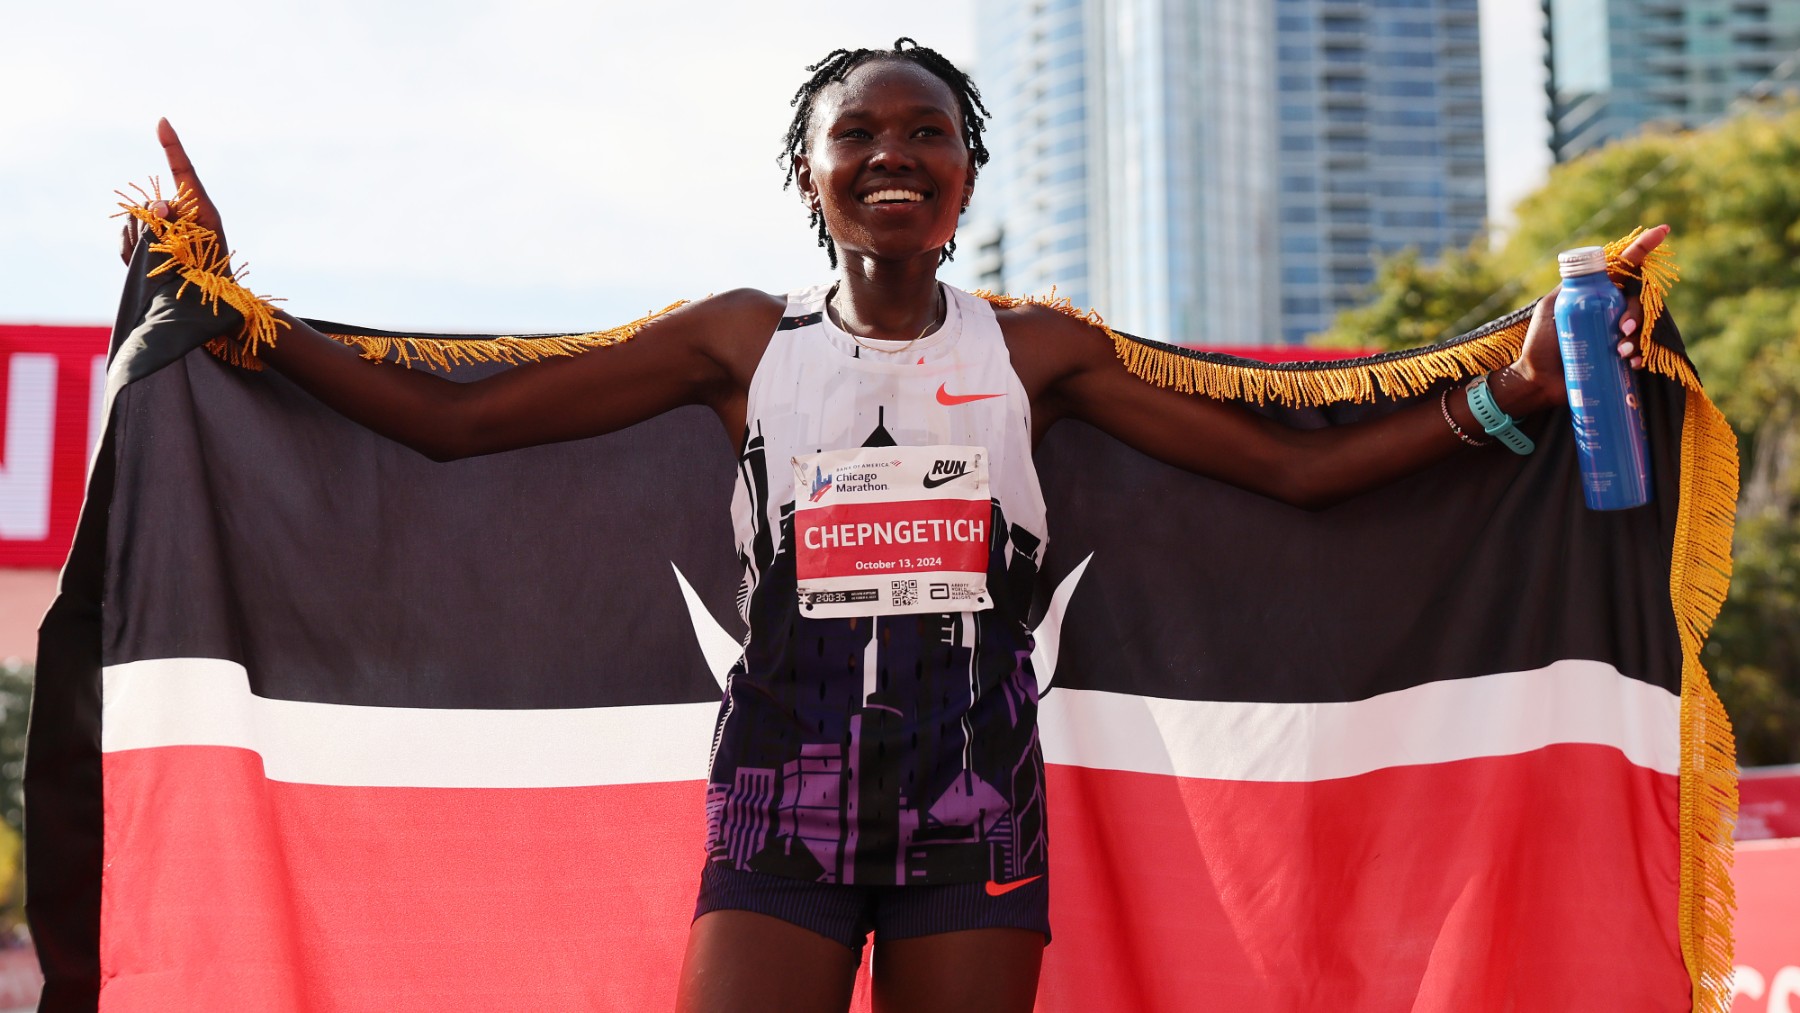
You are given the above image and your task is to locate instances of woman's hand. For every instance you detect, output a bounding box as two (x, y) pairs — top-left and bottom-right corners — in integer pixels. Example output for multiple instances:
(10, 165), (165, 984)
(1507, 224), (1669, 406)
(119, 118), (228, 265)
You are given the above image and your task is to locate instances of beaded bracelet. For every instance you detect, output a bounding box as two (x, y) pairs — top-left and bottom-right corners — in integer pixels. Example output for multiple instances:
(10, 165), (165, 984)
(1439, 387), (1491, 448)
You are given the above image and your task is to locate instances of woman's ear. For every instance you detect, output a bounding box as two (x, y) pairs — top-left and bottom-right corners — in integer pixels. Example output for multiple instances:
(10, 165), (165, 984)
(794, 155), (820, 212)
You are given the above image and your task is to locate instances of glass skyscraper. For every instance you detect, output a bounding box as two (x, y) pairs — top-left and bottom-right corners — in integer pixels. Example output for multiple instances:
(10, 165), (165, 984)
(973, 0), (1487, 346)
(1546, 0), (1800, 163)
(974, 0), (1098, 308)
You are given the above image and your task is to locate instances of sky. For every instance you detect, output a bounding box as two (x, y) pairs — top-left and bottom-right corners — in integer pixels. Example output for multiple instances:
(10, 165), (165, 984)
(3, 0), (1550, 332)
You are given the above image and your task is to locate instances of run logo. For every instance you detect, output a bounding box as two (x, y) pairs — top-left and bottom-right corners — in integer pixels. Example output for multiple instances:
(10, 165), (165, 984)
(809, 466), (833, 502)
(922, 459), (973, 490)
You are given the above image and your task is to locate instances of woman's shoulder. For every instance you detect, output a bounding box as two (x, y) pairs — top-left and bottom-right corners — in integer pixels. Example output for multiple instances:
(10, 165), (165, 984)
(686, 288), (790, 327)
(987, 294), (1114, 361)
(649, 288), (789, 349)
(646, 289), (790, 383)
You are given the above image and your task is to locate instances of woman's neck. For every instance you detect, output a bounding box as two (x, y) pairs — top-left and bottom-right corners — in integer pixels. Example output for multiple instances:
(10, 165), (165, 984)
(829, 254), (945, 342)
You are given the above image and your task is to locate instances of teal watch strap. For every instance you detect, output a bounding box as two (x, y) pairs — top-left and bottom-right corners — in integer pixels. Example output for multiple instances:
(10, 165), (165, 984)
(1465, 373), (1535, 455)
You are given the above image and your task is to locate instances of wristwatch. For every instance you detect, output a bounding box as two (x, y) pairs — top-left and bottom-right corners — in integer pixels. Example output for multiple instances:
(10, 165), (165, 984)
(1464, 373), (1536, 456)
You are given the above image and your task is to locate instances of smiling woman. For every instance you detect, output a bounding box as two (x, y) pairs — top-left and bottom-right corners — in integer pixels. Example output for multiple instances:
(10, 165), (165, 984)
(780, 41), (989, 275)
(117, 35), (1669, 1013)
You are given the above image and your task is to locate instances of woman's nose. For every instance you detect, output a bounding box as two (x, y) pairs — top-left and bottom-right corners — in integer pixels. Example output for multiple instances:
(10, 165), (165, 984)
(868, 134), (917, 171)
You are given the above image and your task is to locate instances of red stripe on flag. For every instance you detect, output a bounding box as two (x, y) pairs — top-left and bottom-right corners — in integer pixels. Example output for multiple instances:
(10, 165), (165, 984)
(1039, 745), (1689, 1011)
(101, 744), (1686, 1010)
(102, 748), (709, 1011)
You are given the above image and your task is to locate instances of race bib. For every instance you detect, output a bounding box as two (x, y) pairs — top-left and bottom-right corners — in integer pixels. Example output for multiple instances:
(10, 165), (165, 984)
(793, 445), (993, 618)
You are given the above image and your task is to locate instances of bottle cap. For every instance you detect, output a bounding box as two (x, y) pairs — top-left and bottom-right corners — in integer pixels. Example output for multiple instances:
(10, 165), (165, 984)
(1557, 246), (1608, 278)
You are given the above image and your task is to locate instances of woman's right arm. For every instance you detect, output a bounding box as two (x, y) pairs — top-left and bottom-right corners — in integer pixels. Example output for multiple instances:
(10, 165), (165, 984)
(259, 298), (766, 461)
(150, 119), (778, 461)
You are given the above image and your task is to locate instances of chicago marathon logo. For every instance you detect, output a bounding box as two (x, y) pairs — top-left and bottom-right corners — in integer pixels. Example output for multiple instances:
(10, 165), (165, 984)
(809, 465), (833, 502)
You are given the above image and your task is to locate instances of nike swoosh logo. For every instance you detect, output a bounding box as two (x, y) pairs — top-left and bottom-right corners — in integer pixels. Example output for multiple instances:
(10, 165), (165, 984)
(937, 383), (1004, 406)
(922, 471), (974, 490)
(985, 875), (1043, 897)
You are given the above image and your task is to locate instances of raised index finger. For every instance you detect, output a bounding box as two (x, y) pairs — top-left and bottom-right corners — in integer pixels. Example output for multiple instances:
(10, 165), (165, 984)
(1617, 223), (1669, 269)
(156, 117), (209, 202)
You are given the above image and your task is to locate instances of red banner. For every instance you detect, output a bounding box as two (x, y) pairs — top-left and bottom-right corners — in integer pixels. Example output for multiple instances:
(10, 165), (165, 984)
(1733, 768), (1800, 1010)
(1732, 838), (1800, 1012)
(0, 325), (109, 568)
(1741, 766), (1800, 841)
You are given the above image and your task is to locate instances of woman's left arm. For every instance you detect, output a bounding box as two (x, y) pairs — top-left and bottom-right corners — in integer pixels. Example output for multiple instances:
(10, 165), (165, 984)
(1012, 227), (1668, 510)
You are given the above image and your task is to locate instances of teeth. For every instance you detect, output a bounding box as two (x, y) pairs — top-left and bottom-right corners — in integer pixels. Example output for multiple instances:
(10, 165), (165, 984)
(862, 189), (926, 204)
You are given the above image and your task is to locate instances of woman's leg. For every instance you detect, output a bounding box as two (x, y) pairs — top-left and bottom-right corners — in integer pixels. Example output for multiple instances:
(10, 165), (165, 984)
(677, 910), (862, 1013)
(870, 928), (1045, 1013)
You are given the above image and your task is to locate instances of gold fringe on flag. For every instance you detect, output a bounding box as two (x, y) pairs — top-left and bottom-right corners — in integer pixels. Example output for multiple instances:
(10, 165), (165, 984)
(1606, 227), (1694, 392)
(114, 180), (289, 370)
(978, 287), (1527, 406)
(315, 308), (686, 372)
(115, 180), (683, 371)
(1668, 393), (1740, 1013)
(986, 227), (1736, 1013)
(980, 226), (1682, 409)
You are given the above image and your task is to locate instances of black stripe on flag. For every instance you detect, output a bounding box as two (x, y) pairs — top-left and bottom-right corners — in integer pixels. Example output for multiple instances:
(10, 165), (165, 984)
(1030, 368), (1688, 703)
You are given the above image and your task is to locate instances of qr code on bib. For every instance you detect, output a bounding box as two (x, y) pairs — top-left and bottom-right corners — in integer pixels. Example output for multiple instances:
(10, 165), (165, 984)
(891, 580), (919, 607)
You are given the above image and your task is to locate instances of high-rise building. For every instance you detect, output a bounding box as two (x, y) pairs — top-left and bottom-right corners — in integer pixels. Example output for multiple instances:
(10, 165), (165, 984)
(1545, 0), (1800, 164)
(972, 0), (1487, 346)
(974, 0), (1098, 307)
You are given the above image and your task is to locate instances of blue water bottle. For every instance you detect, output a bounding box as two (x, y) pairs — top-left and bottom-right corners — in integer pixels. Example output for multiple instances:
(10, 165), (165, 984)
(1554, 246), (1651, 510)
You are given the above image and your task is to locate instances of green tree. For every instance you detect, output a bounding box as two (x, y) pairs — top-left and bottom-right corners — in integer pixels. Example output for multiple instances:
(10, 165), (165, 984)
(1318, 102), (1800, 765)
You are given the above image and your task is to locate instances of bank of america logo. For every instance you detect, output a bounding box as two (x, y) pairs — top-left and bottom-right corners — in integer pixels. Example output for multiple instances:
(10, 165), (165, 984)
(809, 466), (833, 502)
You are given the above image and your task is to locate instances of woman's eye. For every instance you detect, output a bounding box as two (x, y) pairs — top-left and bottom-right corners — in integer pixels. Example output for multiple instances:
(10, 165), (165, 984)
(839, 128), (870, 140)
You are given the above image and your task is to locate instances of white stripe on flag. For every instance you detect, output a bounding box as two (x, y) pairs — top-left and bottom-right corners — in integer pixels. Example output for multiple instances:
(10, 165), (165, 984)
(1040, 658), (1682, 780)
(102, 657), (717, 787)
(101, 657), (1679, 787)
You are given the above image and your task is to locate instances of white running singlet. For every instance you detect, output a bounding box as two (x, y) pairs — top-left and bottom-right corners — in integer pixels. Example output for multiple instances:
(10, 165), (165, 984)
(704, 282), (1051, 887)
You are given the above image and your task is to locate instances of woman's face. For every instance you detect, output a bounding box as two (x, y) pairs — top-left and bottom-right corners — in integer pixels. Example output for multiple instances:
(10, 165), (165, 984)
(795, 59), (973, 269)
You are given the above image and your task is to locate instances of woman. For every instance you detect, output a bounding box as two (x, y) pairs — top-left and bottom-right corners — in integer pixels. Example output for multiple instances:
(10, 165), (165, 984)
(142, 38), (1663, 1013)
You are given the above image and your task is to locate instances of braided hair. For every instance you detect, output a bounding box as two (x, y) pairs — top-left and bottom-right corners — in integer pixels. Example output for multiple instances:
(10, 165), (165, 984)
(780, 38), (991, 267)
